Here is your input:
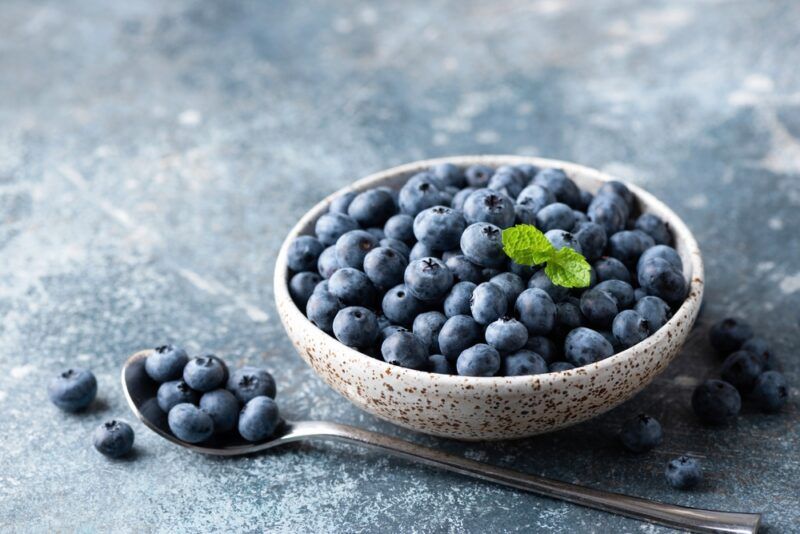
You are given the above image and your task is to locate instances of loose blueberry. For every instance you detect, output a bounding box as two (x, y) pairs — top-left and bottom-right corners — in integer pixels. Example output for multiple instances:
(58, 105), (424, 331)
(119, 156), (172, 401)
(145, 345), (189, 383)
(564, 327), (614, 366)
(404, 257), (454, 302)
(634, 296), (671, 332)
(332, 306), (379, 348)
(413, 206), (467, 250)
(502, 350), (548, 376)
(751, 371), (788, 413)
(485, 316), (528, 352)
(328, 267), (376, 306)
(619, 413), (662, 453)
(93, 420), (135, 458)
(382, 284), (425, 326)
(168, 403), (214, 443)
(665, 456), (702, 490)
(456, 344), (501, 377)
(335, 229), (378, 270)
(709, 317), (754, 355)
(692, 379), (741, 425)
(287, 235), (325, 273)
(741, 337), (780, 371)
(452, 187), (476, 210)
(381, 331), (428, 370)
(183, 355), (229, 393)
(515, 288), (557, 335)
(438, 315), (483, 361)
(347, 188), (396, 227)
(199, 389), (240, 433)
(238, 396), (280, 442)
(381, 324), (408, 341)
(157, 379), (200, 412)
(463, 189), (516, 229)
(48, 368), (97, 412)
(227, 367), (276, 403)
(412, 311), (447, 354)
(720, 350), (763, 393)
(363, 247), (408, 290)
(315, 212), (359, 246)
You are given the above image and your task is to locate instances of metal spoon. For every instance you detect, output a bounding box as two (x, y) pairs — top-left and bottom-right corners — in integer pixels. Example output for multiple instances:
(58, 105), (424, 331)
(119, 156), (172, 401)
(122, 350), (760, 533)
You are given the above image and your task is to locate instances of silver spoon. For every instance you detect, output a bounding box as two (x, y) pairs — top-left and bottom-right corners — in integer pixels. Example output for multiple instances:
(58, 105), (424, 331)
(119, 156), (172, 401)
(122, 350), (760, 533)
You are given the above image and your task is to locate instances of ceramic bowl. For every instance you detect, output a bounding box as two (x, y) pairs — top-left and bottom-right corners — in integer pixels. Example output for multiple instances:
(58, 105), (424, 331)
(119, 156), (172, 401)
(274, 156), (704, 441)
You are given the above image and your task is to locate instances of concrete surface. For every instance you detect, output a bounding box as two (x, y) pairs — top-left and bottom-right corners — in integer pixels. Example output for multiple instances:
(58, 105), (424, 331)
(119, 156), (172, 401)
(0, 1), (798, 532)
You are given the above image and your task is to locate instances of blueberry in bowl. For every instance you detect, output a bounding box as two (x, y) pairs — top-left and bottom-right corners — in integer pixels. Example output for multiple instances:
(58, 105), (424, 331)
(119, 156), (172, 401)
(275, 156), (703, 440)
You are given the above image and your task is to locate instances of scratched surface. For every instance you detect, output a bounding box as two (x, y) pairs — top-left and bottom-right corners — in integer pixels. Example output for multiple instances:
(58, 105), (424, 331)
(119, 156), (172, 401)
(0, 1), (798, 532)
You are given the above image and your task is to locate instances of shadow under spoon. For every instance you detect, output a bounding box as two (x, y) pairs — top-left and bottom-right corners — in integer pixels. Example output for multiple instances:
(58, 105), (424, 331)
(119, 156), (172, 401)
(122, 350), (760, 534)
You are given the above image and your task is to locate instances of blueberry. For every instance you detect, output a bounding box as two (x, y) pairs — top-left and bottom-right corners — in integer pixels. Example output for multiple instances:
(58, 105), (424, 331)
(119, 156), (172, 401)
(438, 315), (483, 361)
(489, 272), (525, 308)
(465, 164), (494, 188)
(485, 316), (528, 352)
(48, 368), (97, 412)
(515, 163), (540, 180)
(574, 221), (607, 260)
(751, 371), (788, 413)
(598, 180), (634, 210)
(381, 324), (408, 341)
(456, 344), (501, 377)
(328, 268), (375, 306)
(445, 255), (483, 284)
(168, 403), (214, 443)
(470, 282), (508, 325)
(317, 245), (340, 279)
(404, 257), (453, 302)
(595, 280), (635, 309)
(157, 379), (200, 412)
(580, 289), (618, 328)
(533, 168), (581, 208)
(525, 336), (559, 363)
(637, 245), (682, 274)
(709, 317), (754, 355)
(413, 311), (447, 354)
(378, 185), (399, 204)
(382, 284), (424, 326)
(515, 288), (557, 335)
(145, 345), (189, 382)
(741, 337), (780, 371)
(635, 213), (671, 245)
(452, 187), (476, 210)
(692, 379), (741, 424)
(608, 230), (655, 267)
(564, 327), (614, 366)
(665, 456), (702, 490)
(443, 281), (477, 317)
(381, 331), (428, 370)
(634, 296), (671, 332)
(577, 190), (594, 211)
(183, 355), (228, 393)
(544, 230), (582, 256)
(347, 189), (396, 227)
(572, 210), (589, 226)
(536, 202), (576, 232)
(93, 420), (135, 458)
(588, 195), (627, 235)
(619, 413), (662, 453)
(514, 202), (538, 225)
(527, 269), (569, 302)
(335, 229), (378, 270)
(549, 361), (575, 372)
(384, 214), (415, 244)
(593, 257), (632, 284)
(413, 206), (466, 250)
(720, 350), (763, 393)
(366, 227), (385, 240)
(508, 258), (537, 279)
(329, 192), (357, 214)
(227, 367), (276, 403)
(502, 350), (548, 376)
(306, 290), (342, 333)
(380, 237), (411, 259)
(463, 189), (516, 228)
(637, 257), (686, 306)
(488, 170), (525, 198)
(238, 396), (280, 442)
(315, 212), (360, 246)
(287, 235), (324, 273)
(554, 301), (583, 338)
(517, 184), (556, 213)
(408, 242), (435, 262)
(431, 162), (466, 188)
(634, 288), (647, 301)
(460, 222), (505, 268)
(481, 267), (503, 280)
(332, 306), (379, 348)
(399, 173), (445, 215)
(199, 389), (239, 433)
(428, 354), (452, 374)
(363, 247), (408, 290)
(290, 271), (322, 310)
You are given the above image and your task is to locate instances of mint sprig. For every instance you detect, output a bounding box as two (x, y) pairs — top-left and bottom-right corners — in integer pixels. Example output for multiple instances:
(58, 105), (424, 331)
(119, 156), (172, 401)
(501, 224), (591, 288)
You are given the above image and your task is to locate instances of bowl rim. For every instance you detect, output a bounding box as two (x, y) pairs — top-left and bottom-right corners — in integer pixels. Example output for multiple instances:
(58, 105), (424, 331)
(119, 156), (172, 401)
(274, 155), (704, 387)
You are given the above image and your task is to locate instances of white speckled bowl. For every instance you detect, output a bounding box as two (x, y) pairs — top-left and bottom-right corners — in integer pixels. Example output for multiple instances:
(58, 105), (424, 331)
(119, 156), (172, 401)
(275, 156), (703, 441)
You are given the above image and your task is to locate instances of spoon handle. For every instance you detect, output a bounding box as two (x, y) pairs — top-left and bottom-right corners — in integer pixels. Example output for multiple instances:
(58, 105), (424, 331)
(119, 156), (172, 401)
(289, 421), (760, 534)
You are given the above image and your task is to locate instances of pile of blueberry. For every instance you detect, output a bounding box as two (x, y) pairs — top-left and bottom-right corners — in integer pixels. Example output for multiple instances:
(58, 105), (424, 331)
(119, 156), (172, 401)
(288, 162), (687, 376)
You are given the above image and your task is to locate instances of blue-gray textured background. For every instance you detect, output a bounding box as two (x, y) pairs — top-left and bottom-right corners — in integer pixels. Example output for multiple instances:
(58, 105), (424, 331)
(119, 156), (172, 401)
(0, 1), (798, 532)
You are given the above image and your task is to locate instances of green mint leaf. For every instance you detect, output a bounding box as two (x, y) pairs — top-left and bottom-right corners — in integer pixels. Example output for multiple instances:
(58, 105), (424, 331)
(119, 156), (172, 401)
(501, 225), (555, 266)
(544, 247), (592, 288)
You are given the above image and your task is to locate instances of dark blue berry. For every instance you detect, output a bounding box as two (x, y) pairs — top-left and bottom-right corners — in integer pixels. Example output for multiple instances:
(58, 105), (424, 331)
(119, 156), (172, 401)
(409, 241), (436, 261)
(517, 184), (556, 213)
(315, 212), (359, 246)
(741, 337), (780, 371)
(363, 247), (407, 290)
(452, 187), (476, 210)
(502, 350), (548, 376)
(595, 280), (635, 309)
(438, 315), (482, 361)
(399, 173), (445, 215)
(93, 420), (135, 458)
(549, 361), (575, 372)
(413, 206), (466, 250)
(463, 189), (515, 228)
(456, 344), (501, 376)
(329, 192), (357, 214)
(554, 301), (583, 338)
(289, 271), (322, 310)
(709, 317), (754, 355)
(382, 284), (424, 326)
(720, 350), (763, 393)
(445, 255), (483, 283)
(383, 214), (415, 244)
(428, 354), (452, 374)
(619, 413), (662, 453)
(470, 282), (507, 325)
(404, 257), (453, 302)
(488, 169), (525, 198)
(637, 245), (682, 274)
(335, 229), (378, 270)
(485, 316), (528, 352)
(238, 396), (280, 442)
(634, 296), (671, 332)
(317, 245), (340, 279)
(200, 389), (239, 433)
(580, 289), (618, 328)
(413, 311), (447, 353)
(48, 368), (97, 412)
(380, 237), (411, 259)
(332, 306), (379, 348)
(635, 213), (671, 245)
(460, 222), (505, 268)
(347, 188), (396, 227)
(183, 355), (228, 392)
(564, 327), (614, 366)
(465, 164), (494, 188)
(287, 235), (324, 273)
(328, 267), (375, 306)
(574, 221), (607, 260)
(366, 227), (385, 240)
(637, 257), (686, 305)
(381, 331), (428, 370)
(665, 456), (702, 490)
(431, 162), (466, 188)
(593, 257), (632, 284)
(157, 380), (199, 412)
(168, 403), (214, 443)
(527, 269), (569, 303)
(588, 195), (626, 235)
(226, 367), (276, 403)
(306, 289), (342, 334)
(525, 336), (559, 363)
(515, 288), (557, 335)
(609, 230), (655, 266)
(692, 379), (741, 424)
(443, 281), (477, 317)
(598, 181), (634, 211)
(145, 345), (189, 382)
(533, 168), (581, 208)
(751, 371), (788, 413)
(489, 272), (525, 308)
(536, 202), (575, 232)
